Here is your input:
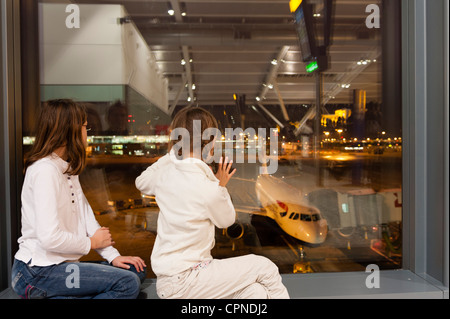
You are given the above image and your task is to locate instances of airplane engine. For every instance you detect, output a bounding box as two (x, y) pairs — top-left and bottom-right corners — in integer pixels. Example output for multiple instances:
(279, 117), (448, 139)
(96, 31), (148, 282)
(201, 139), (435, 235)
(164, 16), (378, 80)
(225, 222), (245, 240)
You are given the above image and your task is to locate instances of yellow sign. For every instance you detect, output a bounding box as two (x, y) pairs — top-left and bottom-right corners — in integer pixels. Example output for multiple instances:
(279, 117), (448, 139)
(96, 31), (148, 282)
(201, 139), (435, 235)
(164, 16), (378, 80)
(289, 0), (303, 13)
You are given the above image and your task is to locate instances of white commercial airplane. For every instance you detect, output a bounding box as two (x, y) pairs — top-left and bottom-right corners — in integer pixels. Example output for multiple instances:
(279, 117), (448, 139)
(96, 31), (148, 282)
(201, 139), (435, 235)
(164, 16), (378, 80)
(231, 173), (328, 246)
(254, 174), (328, 245)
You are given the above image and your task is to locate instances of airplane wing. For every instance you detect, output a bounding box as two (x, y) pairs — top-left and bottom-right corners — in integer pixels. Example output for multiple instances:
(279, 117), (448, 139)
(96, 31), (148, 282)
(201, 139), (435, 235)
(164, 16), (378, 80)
(234, 205), (267, 216)
(227, 177), (267, 217)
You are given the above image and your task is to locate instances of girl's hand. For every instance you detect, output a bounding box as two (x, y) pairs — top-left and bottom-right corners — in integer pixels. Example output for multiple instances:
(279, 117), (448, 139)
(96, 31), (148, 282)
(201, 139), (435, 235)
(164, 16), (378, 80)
(215, 156), (236, 187)
(90, 227), (115, 250)
(112, 256), (147, 273)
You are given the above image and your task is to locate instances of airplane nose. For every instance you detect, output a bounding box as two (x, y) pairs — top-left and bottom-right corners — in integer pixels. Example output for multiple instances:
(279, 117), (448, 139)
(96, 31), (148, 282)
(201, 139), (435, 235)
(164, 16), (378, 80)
(302, 222), (327, 244)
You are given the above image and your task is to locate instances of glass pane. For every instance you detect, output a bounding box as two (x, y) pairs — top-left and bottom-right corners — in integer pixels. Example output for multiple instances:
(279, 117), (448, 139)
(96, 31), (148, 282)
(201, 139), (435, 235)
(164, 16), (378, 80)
(28, 0), (402, 278)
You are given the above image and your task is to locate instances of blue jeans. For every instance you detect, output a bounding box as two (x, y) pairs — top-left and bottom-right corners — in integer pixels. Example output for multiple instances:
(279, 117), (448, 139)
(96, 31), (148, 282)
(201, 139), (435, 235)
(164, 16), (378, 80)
(11, 259), (146, 299)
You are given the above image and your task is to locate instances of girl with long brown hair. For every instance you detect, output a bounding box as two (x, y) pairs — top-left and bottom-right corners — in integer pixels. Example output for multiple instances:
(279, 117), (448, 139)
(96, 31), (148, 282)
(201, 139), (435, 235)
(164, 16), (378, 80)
(11, 99), (146, 299)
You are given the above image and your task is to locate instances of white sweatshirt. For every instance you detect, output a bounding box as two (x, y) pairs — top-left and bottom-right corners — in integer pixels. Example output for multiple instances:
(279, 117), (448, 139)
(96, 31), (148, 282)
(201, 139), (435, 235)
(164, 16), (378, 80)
(136, 150), (236, 277)
(15, 154), (120, 267)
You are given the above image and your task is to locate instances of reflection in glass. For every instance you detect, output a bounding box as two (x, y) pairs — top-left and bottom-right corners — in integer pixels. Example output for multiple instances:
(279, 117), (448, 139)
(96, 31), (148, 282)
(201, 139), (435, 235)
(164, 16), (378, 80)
(27, 0), (402, 278)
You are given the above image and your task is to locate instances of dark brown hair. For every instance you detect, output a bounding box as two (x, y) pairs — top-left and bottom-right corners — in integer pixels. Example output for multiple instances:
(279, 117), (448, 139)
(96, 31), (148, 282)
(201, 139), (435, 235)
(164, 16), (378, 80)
(169, 107), (218, 156)
(24, 99), (87, 175)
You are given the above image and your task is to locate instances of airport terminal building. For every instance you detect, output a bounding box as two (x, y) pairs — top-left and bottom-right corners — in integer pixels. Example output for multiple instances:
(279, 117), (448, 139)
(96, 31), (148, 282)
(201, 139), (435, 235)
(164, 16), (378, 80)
(1, 0), (448, 299)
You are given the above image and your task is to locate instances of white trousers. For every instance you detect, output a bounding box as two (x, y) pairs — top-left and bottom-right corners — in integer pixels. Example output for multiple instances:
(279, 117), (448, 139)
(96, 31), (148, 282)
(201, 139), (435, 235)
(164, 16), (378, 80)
(156, 254), (290, 299)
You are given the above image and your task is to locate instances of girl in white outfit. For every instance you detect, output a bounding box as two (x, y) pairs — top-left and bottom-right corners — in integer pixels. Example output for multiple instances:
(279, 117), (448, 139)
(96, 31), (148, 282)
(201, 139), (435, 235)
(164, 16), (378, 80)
(136, 107), (289, 299)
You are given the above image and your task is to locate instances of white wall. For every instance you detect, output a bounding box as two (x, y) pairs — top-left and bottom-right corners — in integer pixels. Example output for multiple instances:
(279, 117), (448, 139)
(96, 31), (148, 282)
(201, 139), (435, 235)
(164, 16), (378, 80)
(39, 3), (168, 112)
(122, 21), (169, 112)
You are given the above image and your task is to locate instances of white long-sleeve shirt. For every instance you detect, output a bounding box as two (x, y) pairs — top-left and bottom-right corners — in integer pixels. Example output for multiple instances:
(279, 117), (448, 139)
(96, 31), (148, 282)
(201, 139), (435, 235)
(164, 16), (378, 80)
(15, 154), (120, 267)
(136, 150), (236, 277)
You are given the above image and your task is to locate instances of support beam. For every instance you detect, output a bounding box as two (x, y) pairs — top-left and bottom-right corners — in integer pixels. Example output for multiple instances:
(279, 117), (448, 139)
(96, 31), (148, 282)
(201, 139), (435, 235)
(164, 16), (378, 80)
(181, 45), (194, 102)
(259, 46), (290, 100)
(257, 103), (284, 128)
(273, 80), (289, 122)
(168, 75), (187, 116)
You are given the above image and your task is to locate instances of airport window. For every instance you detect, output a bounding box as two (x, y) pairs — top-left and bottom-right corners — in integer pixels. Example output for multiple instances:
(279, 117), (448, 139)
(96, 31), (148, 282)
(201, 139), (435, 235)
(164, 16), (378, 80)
(26, 0), (402, 278)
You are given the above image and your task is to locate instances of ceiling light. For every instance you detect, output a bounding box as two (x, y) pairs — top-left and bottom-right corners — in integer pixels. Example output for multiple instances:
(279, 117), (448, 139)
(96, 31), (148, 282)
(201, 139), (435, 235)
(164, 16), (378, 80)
(167, 3), (174, 16)
(181, 59), (186, 65)
(180, 2), (187, 16)
(271, 59), (278, 65)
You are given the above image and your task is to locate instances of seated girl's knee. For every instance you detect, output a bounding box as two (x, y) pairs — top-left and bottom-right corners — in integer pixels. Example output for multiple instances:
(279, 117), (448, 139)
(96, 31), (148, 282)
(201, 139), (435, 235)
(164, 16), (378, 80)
(248, 283), (269, 299)
(126, 264), (147, 283)
(113, 269), (142, 299)
(124, 272), (142, 299)
(250, 255), (279, 273)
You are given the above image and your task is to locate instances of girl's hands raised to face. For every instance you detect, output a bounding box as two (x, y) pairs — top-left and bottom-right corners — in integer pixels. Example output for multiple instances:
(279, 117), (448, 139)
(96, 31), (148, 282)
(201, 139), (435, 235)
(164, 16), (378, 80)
(215, 156), (237, 187)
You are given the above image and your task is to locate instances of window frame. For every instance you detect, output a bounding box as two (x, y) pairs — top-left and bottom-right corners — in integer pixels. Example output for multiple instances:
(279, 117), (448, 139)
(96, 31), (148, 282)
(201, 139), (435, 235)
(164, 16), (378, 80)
(1, 0), (448, 297)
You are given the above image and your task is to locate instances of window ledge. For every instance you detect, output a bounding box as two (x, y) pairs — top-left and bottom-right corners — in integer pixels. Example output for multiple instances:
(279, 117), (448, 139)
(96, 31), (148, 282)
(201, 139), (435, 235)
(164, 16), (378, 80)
(280, 270), (447, 299)
(1, 270), (447, 299)
(139, 269), (447, 299)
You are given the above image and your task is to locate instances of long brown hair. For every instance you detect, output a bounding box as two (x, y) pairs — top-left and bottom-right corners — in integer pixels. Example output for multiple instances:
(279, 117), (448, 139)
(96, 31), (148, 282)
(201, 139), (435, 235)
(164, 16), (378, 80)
(24, 99), (87, 175)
